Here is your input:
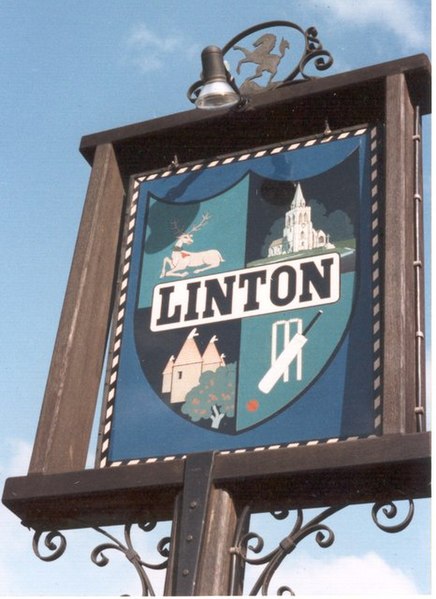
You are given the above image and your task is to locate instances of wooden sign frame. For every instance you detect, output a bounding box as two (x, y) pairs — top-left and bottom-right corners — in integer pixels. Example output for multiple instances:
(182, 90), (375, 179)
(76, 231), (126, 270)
(3, 54), (431, 537)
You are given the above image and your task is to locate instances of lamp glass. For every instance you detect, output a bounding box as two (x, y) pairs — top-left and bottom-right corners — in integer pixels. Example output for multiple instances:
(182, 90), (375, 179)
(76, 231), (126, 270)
(195, 80), (240, 110)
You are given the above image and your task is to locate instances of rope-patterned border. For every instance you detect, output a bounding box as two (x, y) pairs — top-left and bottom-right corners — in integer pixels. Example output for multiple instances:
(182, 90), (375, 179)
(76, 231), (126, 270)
(98, 179), (141, 467)
(98, 125), (381, 468)
(370, 126), (383, 434)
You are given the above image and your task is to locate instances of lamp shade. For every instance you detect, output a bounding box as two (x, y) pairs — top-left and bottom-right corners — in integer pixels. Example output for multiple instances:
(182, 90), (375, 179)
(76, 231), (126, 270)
(195, 46), (240, 109)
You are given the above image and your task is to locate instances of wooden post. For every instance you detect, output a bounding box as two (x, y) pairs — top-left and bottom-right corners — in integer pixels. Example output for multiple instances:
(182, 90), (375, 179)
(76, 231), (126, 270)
(382, 74), (418, 434)
(165, 453), (241, 596)
(29, 144), (125, 474)
(195, 487), (240, 596)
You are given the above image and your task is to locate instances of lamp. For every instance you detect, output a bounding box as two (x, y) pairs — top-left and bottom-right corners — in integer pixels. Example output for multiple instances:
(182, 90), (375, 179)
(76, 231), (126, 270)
(187, 22), (334, 111)
(189, 46), (242, 110)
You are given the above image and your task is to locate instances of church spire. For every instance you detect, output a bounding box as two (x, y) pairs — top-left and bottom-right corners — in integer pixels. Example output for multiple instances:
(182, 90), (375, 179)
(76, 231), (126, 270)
(291, 183), (306, 208)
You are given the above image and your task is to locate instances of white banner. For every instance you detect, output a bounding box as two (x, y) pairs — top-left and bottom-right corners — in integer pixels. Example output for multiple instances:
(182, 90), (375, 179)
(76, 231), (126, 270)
(151, 252), (340, 331)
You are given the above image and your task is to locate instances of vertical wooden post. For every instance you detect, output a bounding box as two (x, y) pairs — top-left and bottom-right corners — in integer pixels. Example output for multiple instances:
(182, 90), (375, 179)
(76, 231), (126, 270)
(166, 453), (241, 596)
(195, 487), (240, 595)
(383, 74), (417, 434)
(29, 144), (125, 474)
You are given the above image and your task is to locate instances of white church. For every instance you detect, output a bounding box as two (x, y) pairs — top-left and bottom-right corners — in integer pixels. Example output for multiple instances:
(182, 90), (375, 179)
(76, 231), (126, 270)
(268, 183), (334, 257)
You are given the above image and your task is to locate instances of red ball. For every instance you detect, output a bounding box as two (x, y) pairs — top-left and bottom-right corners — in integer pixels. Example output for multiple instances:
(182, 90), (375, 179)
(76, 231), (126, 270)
(246, 399), (259, 412)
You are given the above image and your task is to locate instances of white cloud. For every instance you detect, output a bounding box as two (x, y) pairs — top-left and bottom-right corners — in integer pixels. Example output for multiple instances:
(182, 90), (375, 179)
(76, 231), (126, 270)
(244, 550), (419, 595)
(125, 24), (199, 73)
(312, 0), (429, 50)
(127, 25), (181, 53)
(0, 438), (32, 478)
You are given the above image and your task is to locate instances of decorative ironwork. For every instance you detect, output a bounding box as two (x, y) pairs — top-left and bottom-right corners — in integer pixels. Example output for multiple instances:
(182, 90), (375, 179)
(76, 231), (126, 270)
(230, 505), (344, 595)
(91, 522), (170, 596)
(372, 499), (415, 533)
(188, 20), (334, 106)
(31, 502), (416, 595)
(231, 499), (416, 595)
(221, 20), (334, 95)
(32, 530), (67, 562)
(32, 523), (170, 596)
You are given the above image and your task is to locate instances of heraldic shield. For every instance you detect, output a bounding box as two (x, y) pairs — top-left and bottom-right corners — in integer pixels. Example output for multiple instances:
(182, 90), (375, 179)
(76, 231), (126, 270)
(99, 127), (382, 465)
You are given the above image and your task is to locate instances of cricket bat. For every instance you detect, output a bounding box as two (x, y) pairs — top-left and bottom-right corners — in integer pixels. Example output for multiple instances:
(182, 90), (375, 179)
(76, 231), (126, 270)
(258, 310), (323, 394)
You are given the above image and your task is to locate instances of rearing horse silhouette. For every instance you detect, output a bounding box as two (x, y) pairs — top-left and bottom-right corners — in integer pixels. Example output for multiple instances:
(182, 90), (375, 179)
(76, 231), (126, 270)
(235, 34), (290, 86)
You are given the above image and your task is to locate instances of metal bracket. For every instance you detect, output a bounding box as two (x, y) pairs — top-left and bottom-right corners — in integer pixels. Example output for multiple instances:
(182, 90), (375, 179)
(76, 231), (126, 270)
(171, 452), (215, 595)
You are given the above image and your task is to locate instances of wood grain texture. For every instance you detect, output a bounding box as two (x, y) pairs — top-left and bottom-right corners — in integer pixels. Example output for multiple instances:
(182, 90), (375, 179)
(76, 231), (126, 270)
(29, 144), (125, 474)
(4, 433), (430, 531)
(79, 55), (430, 180)
(383, 74), (417, 433)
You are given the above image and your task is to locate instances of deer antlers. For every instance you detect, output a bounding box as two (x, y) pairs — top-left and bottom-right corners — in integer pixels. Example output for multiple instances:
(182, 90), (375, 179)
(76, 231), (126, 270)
(171, 213), (211, 237)
(171, 218), (185, 237)
(189, 212), (211, 233)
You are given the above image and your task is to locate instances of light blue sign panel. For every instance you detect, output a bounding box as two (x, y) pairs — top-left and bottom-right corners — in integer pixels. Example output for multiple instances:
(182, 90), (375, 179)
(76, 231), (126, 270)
(98, 126), (382, 466)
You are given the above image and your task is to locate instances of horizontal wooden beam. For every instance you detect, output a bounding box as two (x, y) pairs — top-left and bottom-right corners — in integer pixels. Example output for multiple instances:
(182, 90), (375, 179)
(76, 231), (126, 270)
(3, 433), (430, 531)
(79, 54), (430, 175)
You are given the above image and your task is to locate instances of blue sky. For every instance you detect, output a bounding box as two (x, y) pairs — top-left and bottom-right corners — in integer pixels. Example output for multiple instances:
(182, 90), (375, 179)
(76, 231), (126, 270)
(0, 0), (431, 595)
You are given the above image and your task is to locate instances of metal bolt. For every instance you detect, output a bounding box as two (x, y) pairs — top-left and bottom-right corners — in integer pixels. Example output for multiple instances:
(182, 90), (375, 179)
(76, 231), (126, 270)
(182, 569), (190, 577)
(186, 534), (193, 542)
(189, 501), (198, 509)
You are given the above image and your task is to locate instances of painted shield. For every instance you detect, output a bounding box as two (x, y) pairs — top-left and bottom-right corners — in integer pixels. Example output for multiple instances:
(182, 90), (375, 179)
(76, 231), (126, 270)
(100, 127), (381, 464)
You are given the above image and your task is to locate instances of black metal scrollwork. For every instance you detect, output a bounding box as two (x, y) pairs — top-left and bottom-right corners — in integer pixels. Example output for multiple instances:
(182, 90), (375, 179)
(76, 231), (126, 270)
(230, 499), (416, 595)
(91, 522), (170, 596)
(298, 26), (334, 80)
(31, 500), (416, 595)
(32, 522), (170, 596)
(222, 20), (334, 95)
(230, 505), (344, 595)
(32, 530), (67, 562)
(372, 499), (415, 533)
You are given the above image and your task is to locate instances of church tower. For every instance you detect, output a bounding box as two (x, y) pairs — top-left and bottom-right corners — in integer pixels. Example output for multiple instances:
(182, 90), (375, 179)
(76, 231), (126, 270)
(283, 183), (314, 253)
(268, 183), (334, 258)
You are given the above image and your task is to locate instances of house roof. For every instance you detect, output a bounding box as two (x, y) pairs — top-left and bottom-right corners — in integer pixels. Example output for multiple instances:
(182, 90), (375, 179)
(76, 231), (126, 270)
(202, 337), (224, 367)
(174, 333), (202, 365)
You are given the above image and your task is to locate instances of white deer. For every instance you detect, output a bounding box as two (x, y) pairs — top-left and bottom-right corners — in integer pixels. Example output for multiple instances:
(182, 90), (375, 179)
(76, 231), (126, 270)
(160, 213), (224, 278)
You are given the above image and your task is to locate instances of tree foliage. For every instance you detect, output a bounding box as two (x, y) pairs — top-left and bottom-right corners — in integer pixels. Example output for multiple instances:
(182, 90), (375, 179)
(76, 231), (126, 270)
(182, 363), (236, 429)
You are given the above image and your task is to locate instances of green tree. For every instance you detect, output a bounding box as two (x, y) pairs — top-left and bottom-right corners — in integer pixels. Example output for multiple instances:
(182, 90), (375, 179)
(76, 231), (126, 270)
(182, 363), (236, 429)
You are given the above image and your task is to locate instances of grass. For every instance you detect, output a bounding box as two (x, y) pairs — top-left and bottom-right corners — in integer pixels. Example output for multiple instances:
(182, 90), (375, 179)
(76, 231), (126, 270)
(247, 239), (356, 268)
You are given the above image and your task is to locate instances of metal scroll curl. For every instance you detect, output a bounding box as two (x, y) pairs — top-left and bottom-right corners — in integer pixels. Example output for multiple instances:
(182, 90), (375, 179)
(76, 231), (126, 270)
(32, 530), (67, 562)
(372, 499), (415, 533)
(297, 26), (334, 80)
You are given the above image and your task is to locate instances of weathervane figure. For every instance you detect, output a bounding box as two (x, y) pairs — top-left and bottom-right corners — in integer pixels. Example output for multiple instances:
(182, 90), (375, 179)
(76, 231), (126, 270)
(234, 33), (290, 87)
